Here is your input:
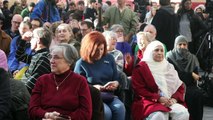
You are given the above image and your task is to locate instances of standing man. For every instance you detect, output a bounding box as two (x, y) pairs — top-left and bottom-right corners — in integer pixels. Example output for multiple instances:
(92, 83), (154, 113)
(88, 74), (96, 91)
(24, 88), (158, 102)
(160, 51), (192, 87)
(103, 0), (139, 42)
(151, 0), (178, 51)
(84, 0), (98, 22)
(30, 0), (60, 23)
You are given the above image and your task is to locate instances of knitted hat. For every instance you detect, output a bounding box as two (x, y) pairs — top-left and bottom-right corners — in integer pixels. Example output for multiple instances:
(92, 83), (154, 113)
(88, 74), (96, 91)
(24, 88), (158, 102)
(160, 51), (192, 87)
(0, 49), (8, 71)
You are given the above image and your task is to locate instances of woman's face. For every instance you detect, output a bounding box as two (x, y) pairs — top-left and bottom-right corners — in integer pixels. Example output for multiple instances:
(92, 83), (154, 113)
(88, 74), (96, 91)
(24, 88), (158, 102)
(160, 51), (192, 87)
(152, 45), (164, 62)
(106, 37), (117, 51)
(50, 48), (70, 74)
(115, 29), (124, 38)
(137, 34), (149, 50)
(93, 44), (105, 61)
(57, 26), (71, 43)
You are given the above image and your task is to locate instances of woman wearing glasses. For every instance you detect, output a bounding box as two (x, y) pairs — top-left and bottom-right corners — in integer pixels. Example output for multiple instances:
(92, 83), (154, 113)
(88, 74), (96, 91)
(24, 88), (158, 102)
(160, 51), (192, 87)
(29, 44), (92, 120)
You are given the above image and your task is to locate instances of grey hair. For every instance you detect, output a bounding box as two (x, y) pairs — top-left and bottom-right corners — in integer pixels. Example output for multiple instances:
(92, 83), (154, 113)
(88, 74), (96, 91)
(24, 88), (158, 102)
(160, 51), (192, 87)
(102, 31), (117, 42)
(50, 43), (79, 67)
(110, 24), (124, 32)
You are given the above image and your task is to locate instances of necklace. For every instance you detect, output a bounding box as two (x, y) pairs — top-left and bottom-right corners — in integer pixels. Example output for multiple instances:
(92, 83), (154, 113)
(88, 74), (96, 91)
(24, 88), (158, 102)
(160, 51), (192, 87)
(53, 71), (72, 90)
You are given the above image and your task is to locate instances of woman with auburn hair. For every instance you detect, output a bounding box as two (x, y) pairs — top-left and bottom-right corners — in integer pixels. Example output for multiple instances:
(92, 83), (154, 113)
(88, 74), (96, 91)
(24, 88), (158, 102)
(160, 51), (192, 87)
(75, 31), (126, 120)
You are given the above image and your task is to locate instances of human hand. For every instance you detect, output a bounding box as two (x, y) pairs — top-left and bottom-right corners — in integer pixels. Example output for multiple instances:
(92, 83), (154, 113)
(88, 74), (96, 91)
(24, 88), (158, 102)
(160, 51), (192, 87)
(93, 84), (105, 91)
(44, 111), (60, 120)
(192, 72), (200, 81)
(13, 70), (19, 77)
(168, 98), (177, 106)
(158, 97), (170, 107)
(104, 81), (119, 91)
(22, 31), (33, 41)
(125, 53), (132, 65)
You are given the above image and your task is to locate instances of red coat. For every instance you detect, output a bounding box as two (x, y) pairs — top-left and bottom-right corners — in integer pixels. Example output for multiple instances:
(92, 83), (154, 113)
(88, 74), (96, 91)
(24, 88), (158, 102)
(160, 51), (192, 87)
(131, 61), (186, 120)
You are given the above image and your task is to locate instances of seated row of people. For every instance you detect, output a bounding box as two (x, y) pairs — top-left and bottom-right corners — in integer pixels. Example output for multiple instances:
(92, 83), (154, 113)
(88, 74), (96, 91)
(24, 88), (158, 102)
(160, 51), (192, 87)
(1, 20), (205, 120)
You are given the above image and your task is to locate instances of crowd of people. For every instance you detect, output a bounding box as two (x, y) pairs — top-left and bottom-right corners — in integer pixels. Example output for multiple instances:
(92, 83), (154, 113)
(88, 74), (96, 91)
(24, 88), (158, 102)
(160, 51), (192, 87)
(0, 0), (210, 119)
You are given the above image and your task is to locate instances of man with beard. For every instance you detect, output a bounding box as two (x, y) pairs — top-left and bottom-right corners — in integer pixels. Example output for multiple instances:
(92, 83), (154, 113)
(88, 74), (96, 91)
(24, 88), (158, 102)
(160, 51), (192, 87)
(166, 35), (204, 120)
(30, 0), (60, 23)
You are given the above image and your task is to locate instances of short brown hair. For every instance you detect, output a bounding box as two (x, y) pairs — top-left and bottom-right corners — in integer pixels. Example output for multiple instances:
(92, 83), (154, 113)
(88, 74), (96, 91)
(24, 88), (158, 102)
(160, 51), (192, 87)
(80, 31), (107, 63)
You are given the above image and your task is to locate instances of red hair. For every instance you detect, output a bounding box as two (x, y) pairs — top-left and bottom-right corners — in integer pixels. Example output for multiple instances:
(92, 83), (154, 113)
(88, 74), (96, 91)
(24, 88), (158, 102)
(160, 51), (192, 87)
(80, 31), (107, 63)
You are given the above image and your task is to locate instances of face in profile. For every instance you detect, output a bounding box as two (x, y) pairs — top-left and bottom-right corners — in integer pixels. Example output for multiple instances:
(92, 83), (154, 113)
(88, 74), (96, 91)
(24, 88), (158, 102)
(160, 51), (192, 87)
(137, 33), (149, 51)
(152, 45), (164, 62)
(18, 23), (30, 36)
(93, 44), (105, 61)
(106, 37), (117, 51)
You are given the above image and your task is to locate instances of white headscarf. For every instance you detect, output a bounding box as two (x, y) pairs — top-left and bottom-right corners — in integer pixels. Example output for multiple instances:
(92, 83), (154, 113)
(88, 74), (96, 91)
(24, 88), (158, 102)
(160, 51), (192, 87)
(142, 41), (182, 98)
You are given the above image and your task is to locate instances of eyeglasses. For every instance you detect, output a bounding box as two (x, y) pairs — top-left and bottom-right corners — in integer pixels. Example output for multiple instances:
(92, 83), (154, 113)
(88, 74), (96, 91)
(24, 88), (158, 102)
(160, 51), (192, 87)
(115, 30), (124, 33)
(48, 55), (64, 60)
(12, 21), (21, 25)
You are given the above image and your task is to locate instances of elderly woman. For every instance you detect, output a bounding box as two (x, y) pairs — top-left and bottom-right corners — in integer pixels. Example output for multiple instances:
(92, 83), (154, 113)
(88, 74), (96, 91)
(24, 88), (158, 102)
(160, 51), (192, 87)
(126, 32), (153, 76)
(110, 24), (132, 56)
(55, 23), (81, 52)
(166, 35), (204, 120)
(74, 31), (126, 120)
(29, 44), (92, 120)
(103, 31), (124, 72)
(131, 41), (189, 120)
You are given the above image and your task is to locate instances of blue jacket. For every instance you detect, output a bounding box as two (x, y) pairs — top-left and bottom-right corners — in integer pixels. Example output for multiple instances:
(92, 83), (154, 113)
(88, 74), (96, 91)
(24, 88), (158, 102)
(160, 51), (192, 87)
(8, 36), (32, 73)
(30, 0), (60, 23)
(74, 54), (119, 85)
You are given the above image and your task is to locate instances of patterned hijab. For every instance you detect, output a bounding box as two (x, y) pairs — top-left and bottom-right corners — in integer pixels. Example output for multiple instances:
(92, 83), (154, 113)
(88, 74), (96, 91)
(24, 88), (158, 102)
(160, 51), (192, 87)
(0, 49), (8, 71)
(142, 41), (182, 98)
(166, 35), (199, 72)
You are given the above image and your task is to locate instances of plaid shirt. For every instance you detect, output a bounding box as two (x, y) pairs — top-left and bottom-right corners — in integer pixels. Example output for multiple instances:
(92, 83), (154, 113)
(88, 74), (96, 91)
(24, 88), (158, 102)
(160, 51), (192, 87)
(16, 40), (51, 91)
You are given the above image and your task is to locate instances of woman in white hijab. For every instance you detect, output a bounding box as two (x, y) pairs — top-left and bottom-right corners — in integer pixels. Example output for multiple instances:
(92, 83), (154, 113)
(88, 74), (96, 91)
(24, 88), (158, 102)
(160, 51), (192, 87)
(131, 41), (189, 120)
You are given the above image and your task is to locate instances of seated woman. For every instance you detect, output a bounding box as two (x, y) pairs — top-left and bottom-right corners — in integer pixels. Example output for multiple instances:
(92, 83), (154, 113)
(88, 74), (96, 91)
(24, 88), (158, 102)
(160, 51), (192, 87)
(166, 35), (204, 120)
(29, 44), (92, 120)
(102, 31), (124, 72)
(74, 31), (126, 120)
(55, 23), (81, 52)
(131, 41), (189, 120)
